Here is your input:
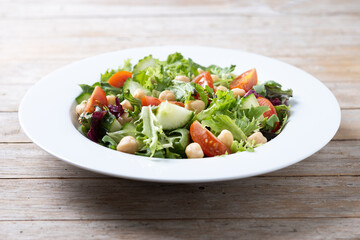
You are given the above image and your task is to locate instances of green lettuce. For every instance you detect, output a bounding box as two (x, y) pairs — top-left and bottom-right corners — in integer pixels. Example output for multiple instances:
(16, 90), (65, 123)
(196, 90), (236, 121)
(137, 106), (172, 157)
(202, 115), (247, 141)
(253, 80), (293, 101)
(168, 81), (194, 103)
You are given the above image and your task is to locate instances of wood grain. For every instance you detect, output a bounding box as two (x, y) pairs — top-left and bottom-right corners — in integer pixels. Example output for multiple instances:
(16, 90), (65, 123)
(1, 0), (359, 18)
(1, 140), (359, 179)
(0, 176), (359, 220)
(1, 218), (360, 240)
(1, 17), (359, 61)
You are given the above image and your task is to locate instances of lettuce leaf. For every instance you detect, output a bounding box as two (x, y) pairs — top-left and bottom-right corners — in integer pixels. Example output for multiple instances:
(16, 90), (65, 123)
(123, 89), (141, 108)
(168, 80), (194, 103)
(231, 140), (255, 153)
(206, 64), (236, 87)
(167, 128), (190, 157)
(167, 52), (184, 64)
(202, 115), (247, 141)
(196, 90), (236, 121)
(275, 104), (291, 134)
(192, 82), (208, 107)
(102, 135), (118, 150)
(138, 106), (172, 157)
(253, 80), (293, 104)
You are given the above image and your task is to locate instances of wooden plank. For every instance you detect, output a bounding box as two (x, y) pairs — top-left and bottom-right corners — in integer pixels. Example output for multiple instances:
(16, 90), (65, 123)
(2, 109), (358, 143)
(1, 140), (359, 179)
(334, 110), (360, 140)
(1, 81), (359, 112)
(0, 17), (359, 64)
(0, 113), (30, 143)
(2, 16), (360, 38)
(1, 218), (360, 240)
(0, 143), (103, 178)
(0, 0), (359, 18)
(267, 140), (360, 176)
(0, 85), (30, 112)
(0, 176), (359, 220)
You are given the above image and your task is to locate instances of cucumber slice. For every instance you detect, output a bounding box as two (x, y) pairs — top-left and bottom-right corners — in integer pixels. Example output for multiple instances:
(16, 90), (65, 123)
(123, 79), (150, 96)
(133, 56), (157, 75)
(107, 123), (136, 143)
(108, 118), (122, 132)
(239, 94), (259, 109)
(156, 101), (193, 130)
(75, 92), (91, 104)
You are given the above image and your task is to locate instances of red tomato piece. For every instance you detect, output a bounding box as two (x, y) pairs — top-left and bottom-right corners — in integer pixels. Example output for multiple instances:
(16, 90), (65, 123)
(84, 86), (108, 113)
(190, 121), (232, 157)
(108, 71), (132, 88)
(229, 69), (257, 92)
(257, 97), (279, 131)
(167, 101), (185, 107)
(141, 96), (162, 106)
(192, 71), (215, 91)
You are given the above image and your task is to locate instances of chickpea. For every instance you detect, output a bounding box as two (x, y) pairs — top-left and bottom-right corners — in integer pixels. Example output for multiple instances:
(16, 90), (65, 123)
(121, 99), (133, 111)
(106, 95), (116, 106)
(197, 68), (204, 74)
(159, 90), (176, 101)
(248, 132), (267, 145)
(216, 85), (228, 92)
(231, 88), (246, 98)
(75, 102), (86, 116)
(211, 74), (220, 82)
(218, 130), (234, 149)
(118, 112), (133, 125)
(117, 136), (138, 154)
(185, 100), (205, 114)
(133, 89), (146, 100)
(185, 143), (204, 158)
(174, 75), (190, 83)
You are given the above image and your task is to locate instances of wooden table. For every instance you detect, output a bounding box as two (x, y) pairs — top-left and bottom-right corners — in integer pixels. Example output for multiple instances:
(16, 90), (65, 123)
(1, 1), (359, 239)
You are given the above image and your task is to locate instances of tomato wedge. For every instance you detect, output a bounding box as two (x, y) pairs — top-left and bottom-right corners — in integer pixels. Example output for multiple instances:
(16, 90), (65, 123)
(108, 71), (132, 88)
(229, 68), (257, 92)
(190, 121), (232, 157)
(141, 96), (185, 107)
(84, 86), (108, 113)
(141, 96), (162, 106)
(257, 97), (279, 131)
(167, 101), (185, 107)
(192, 71), (214, 90)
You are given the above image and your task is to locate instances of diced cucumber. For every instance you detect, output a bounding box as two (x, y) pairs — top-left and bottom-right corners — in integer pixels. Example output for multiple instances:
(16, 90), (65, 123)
(239, 94), (265, 121)
(123, 79), (150, 96)
(107, 123), (136, 143)
(75, 92), (91, 104)
(108, 118), (122, 133)
(156, 101), (193, 130)
(239, 94), (259, 109)
(132, 56), (157, 75)
(122, 122), (136, 133)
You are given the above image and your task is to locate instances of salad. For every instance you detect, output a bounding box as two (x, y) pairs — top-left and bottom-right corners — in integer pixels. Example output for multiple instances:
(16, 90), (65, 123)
(75, 53), (293, 159)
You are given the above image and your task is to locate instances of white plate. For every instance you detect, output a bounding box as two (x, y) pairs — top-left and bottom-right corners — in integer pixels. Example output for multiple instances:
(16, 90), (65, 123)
(19, 46), (341, 183)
